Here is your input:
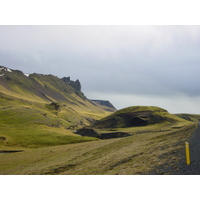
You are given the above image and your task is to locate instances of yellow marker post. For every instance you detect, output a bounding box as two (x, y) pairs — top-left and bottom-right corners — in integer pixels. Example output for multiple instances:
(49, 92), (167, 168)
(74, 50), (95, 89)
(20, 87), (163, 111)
(185, 142), (190, 165)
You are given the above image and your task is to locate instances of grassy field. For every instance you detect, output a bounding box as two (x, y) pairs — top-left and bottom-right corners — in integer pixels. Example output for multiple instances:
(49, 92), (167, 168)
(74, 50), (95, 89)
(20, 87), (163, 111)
(0, 69), (113, 150)
(0, 102), (197, 174)
(0, 99), (107, 150)
(0, 121), (196, 175)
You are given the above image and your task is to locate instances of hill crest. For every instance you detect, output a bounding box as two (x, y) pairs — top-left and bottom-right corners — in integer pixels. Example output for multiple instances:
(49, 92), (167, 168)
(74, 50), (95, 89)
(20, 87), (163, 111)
(90, 106), (187, 129)
(90, 100), (117, 112)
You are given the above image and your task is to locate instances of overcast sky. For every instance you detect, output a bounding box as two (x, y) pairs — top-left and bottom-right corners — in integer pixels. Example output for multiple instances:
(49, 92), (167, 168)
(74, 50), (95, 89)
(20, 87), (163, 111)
(0, 25), (200, 114)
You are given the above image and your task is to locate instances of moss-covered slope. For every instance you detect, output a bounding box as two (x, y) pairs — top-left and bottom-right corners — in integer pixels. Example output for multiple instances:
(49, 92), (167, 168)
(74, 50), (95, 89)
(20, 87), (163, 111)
(90, 106), (187, 129)
(175, 114), (200, 122)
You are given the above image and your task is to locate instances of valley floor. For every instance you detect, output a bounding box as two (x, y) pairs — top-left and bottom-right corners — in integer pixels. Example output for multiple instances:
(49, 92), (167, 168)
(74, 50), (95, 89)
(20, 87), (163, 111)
(0, 122), (197, 175)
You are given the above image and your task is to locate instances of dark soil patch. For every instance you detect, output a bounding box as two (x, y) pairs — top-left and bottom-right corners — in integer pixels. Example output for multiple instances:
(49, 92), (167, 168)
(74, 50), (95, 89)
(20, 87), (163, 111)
(76, 128), (131, 139)
(76, 128), (100, 137)
(43, 164), (77, 175)
(0, 150), (23, 154)
(98, 132), (131, 139)
(0, 137), (6, 141)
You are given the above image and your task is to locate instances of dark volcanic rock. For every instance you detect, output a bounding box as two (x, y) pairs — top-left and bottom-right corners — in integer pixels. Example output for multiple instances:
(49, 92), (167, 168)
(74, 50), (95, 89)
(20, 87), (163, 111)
(61, 77), (81, 91)
(76, 128), (99, 137)
(99, 132), (131, 139)
(76, 128), (131, 139)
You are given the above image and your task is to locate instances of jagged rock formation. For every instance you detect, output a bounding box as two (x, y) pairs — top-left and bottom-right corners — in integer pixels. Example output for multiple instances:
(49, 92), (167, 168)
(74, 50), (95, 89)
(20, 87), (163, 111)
(61, 77), (81, 91)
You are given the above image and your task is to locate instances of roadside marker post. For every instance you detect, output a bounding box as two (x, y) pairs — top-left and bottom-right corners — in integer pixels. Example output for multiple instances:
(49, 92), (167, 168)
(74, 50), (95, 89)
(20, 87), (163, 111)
(185, 142), (190, 165)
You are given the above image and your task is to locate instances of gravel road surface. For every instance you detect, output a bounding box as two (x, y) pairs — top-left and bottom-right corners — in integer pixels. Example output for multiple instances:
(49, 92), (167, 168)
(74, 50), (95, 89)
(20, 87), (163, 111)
(148, 123), (200, 175)
(173, 122), (200, 175)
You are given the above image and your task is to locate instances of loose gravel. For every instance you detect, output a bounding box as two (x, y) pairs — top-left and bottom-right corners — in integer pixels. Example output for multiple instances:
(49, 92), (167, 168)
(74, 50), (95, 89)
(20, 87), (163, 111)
(173, 123), (200, 175)
(147, 123), (200, 175)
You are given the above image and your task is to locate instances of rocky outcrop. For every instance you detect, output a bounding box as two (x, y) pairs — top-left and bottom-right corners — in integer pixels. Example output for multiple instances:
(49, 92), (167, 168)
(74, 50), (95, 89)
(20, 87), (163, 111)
(90, 100), (116, 109)
(61, 77), (81, 91)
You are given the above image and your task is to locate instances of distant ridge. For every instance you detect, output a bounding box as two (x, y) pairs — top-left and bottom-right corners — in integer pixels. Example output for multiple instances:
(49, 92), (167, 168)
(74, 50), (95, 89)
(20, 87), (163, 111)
(90, 100), (117, 112)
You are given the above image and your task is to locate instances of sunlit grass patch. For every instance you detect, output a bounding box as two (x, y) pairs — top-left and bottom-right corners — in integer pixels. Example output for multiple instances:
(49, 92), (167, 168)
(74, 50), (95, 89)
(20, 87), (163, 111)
(0, 124), (98, 149)
(0, 105), (98, 149)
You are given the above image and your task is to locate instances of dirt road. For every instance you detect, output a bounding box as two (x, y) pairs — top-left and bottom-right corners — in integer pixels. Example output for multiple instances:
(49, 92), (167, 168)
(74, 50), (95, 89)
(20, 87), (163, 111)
(173, 123), (200, 175)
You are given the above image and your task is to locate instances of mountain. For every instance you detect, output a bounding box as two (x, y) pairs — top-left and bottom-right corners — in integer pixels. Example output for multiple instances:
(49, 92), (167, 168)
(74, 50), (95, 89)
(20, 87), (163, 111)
(0, 66), (85, 104)
(0, 65), (115, 117)
(0, 65), (115, 149)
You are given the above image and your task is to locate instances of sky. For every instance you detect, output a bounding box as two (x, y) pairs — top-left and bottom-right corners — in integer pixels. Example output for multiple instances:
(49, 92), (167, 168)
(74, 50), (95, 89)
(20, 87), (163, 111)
(0, 25), (200, 114)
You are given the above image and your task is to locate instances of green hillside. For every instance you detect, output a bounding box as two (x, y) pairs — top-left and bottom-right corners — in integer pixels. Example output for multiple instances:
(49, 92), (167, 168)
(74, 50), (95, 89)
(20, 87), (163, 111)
(90, 106), (187, 129)
(176, 114), (200, 122)
(0, 66), (113, 149)
(75, 106), (192, 139)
